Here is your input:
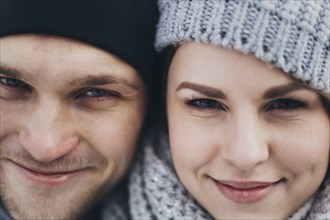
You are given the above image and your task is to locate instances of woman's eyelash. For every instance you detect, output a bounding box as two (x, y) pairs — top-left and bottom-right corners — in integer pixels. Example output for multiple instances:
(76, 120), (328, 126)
(185, 97), (226, 111)
(266, 98), (308, 112)
(184, 97), (307, 113)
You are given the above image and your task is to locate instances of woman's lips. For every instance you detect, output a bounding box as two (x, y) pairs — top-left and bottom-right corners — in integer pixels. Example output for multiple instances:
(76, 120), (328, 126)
(12, 161), (86, 186)
(212, 179), (281, 204)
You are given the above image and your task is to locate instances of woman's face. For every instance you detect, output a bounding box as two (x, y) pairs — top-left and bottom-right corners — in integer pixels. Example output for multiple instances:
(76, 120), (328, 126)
(166, 42), (330, 219)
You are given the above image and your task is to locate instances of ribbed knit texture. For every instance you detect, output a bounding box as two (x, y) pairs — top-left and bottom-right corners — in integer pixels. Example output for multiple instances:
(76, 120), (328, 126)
(129, 144), (212, 219)
(156, 0), (330, 95)
(129, 136), (330, 219)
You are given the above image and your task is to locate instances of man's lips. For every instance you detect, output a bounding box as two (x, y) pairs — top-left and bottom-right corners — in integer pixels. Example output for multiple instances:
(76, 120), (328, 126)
(19, 164), (78, 177)
(9, 160), (88, 186)
(12, 160), (83, 175)
(211, 178), (283, 204)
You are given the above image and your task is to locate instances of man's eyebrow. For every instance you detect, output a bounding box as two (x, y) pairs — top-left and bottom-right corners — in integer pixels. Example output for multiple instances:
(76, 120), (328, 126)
(0, 64), (35, 83)
(0, 64), (139, 90)
(263, 82), (306, 99)
(69, 74), (139, 90)
(176, 82), (227, 99)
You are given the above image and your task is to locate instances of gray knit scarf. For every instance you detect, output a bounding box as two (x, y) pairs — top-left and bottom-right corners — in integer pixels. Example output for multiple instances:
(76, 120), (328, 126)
(129, 136), (330, 219)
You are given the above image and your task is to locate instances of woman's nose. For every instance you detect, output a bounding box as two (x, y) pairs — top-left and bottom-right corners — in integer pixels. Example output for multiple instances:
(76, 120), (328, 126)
(18, 99), (79, 163)
(221, 113), (269, 171)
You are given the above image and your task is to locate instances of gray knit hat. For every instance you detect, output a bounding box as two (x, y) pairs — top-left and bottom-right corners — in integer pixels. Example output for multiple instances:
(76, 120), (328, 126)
(156, 0), (330, 95)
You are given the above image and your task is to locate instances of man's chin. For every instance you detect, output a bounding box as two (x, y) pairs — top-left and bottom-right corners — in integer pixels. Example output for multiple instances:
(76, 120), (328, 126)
(1, 184), (102, 220)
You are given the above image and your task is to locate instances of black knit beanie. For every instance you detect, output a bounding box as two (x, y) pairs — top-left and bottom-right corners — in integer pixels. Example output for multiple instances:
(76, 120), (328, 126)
(0, 0), (159, 86)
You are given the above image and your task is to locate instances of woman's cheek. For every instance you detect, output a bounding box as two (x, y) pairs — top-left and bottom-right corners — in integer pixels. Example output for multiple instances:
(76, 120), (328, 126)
(169, 116), (219, 171)
(271, 120), (329, 176)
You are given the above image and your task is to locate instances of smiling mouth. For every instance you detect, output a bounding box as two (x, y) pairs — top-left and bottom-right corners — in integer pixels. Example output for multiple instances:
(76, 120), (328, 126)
(21, 164), (78, 176)
(212, 178), (284, 204)
(9, 160), (88, 186)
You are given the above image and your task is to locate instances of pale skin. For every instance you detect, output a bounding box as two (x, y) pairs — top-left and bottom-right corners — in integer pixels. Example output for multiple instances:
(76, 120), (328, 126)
(167, 42), (330, 219)
(0, 34), (146, 219)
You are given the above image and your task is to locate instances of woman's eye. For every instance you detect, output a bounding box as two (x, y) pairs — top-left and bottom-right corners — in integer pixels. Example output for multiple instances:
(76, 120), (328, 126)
(266, 98), (307, 112)
(0, 77), (29, 89)
(185, 98), (226, 111)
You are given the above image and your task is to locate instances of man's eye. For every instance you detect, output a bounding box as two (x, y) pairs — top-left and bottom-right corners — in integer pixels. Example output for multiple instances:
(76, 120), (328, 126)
(75, 88), (121, 110)
(85, 89), (112, 98)
(0, 76), (32, 100)
(0, 77), (29, 89)
(266, 98), (307, 112)
(76, 88), (120, 100)
(185, 98), (226, 111)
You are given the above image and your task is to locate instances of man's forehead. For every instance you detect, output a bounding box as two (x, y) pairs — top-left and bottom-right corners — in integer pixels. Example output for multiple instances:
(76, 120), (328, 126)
(30, 35), (75, 54)
(0, 35), (141, 89)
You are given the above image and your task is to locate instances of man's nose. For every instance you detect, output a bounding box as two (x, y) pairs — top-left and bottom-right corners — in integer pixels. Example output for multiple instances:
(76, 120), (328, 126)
(221, 112), (269, 171)
(18, 99), (79, 163)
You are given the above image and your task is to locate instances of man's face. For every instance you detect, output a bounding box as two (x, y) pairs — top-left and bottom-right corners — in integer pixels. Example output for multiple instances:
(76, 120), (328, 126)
(0, 34), (146, 219)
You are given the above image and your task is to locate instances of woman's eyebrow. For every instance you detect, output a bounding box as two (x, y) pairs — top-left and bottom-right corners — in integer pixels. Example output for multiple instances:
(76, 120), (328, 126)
(176, 82), (227, 99)
(263, 83), (306, 99)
